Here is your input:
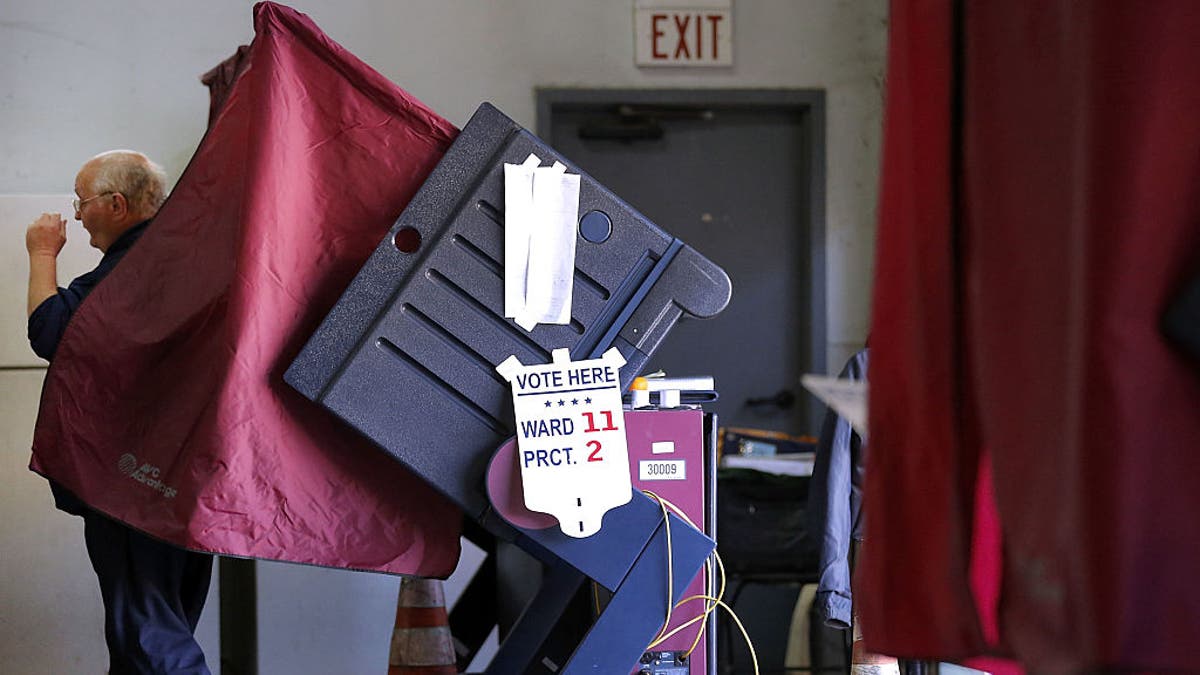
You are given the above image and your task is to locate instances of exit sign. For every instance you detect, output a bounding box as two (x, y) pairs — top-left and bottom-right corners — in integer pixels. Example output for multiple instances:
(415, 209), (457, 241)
(635, 0), (733, 67)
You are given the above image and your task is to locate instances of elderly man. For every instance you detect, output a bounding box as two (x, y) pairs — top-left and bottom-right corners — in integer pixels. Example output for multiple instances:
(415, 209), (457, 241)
(26, 150), (213, 675)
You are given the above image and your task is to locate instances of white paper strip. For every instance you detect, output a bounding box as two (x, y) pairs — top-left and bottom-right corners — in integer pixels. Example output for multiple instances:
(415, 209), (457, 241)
(523, 162), (579, 328)
(504, 155), (580, 332)
(504, 154), (541, 321)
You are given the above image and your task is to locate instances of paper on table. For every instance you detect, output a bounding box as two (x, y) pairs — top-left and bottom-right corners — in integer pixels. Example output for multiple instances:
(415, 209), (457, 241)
(801, 374), (869, 437)
(503, 153), (580, 332)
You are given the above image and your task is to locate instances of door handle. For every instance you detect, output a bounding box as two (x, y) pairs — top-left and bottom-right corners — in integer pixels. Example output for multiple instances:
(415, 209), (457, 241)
(744, 389), (796, 410)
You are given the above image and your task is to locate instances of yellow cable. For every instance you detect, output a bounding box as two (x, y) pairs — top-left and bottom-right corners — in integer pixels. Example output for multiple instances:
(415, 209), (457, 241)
(677, 595), (760, 675)
(643, 491), (713, 653)
(648, 596), (708, 643)
(642, 490), (674, 645)
(639, 492), (756, 674)
(653, 550), (730, 648)
(683, 565), (711, 656)
(661, 498), (673, 641)
(647, 593), (759, 675)
(647, 491), (700, 529)
(682, 549), (728, 657)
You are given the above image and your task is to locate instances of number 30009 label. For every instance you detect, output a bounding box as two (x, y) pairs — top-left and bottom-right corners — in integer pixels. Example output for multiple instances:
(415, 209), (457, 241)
(639, 460), (686, 481)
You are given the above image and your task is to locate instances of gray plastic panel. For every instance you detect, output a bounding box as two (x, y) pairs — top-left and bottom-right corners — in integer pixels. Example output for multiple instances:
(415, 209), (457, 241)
(285, 103), (731, 519)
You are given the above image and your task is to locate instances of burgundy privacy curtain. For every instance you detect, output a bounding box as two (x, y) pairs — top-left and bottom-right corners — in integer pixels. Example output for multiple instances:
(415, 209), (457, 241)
(865, 0), (1200, 670)
(860, 0), (986, 660)
(31, 2), (463, 576)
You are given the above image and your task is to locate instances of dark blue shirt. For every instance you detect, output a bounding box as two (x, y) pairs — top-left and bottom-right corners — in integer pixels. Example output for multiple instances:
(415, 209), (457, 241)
(28, 220), (150, 361)
(28, 220), (149, 515)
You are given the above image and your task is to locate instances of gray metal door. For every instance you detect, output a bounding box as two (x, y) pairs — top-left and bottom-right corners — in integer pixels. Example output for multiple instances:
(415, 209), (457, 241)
(539, 90), (826, 436)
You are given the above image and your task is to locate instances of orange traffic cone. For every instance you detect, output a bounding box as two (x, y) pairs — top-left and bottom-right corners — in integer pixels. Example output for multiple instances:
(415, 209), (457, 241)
(388, 577), (457, 674)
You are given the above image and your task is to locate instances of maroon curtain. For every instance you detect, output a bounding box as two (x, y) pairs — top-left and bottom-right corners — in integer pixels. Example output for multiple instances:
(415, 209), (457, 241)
(865, 0), (1200, 670)
(860, 0), (986, 660)
(31, 2), (463, 577)
(200, 44), (250, 127)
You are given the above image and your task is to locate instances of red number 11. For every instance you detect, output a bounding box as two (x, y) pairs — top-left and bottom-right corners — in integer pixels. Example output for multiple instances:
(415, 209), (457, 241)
(581, 410), (619, 433)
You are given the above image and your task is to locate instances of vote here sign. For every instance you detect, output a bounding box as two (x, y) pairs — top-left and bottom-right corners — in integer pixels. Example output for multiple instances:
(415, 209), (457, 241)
(496, 347), (632, 538)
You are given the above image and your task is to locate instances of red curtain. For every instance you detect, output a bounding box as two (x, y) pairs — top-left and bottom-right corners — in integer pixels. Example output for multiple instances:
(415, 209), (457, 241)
(861, 0), (986, 659)
(31, 2), (462, 576)
(865, 1), (1200, 669)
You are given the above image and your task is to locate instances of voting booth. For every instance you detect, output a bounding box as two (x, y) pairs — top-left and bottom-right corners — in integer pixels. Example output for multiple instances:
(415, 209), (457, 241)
(286, 103), (731, 674)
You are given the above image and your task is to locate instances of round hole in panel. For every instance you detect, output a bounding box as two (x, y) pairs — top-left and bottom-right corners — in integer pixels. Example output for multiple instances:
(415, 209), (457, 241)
(393, 226), (422, 253)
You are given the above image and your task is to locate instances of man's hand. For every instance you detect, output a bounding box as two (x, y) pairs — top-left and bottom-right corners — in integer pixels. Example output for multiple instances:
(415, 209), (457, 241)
(26, 212), (67, 257)
(27, 213), (66, 317)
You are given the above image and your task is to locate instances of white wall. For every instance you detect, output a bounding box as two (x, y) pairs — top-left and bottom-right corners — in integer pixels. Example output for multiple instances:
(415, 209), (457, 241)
(0, 366), (221, 674)
(1, 1), (886, 672)
(0, 0), (885, 362)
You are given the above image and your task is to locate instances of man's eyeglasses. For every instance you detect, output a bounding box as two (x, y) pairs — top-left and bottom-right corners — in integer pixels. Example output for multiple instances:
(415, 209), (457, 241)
(72, 192), (116, 212)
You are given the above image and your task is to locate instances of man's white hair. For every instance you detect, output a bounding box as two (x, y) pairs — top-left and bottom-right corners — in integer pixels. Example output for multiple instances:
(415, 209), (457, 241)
(86, 150), (169, 219)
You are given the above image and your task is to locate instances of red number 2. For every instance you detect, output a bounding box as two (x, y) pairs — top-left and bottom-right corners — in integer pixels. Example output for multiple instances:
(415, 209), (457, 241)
(587, 440), (603, 462)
